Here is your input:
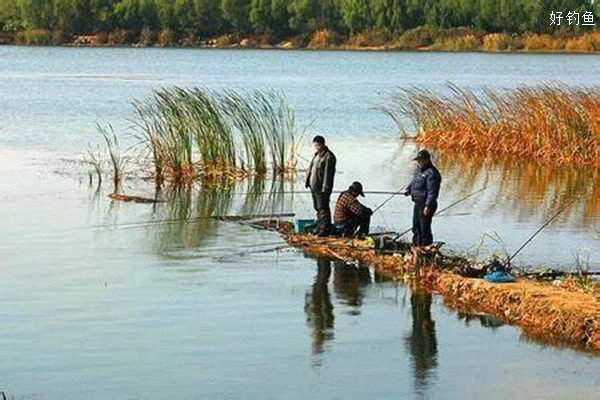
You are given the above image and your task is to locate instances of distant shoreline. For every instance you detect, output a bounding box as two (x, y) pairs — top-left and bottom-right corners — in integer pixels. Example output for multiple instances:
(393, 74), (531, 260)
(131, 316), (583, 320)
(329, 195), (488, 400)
(2, 28), (600, 54)
(3, 42), (600, 55)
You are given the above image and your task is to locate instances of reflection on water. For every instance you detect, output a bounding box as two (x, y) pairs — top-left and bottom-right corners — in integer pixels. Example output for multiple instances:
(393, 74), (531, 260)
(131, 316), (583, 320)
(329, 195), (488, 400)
(390, 141), (600, 228)
(150, 183), (235, 255)
(113, 176), (296, 257)
(333, 262), (372, 315)
(304, 257), (440, 394)
(457, 312), (504, 329)
(304, 260), (374, 356)
(405, 285), (438, 395)
(305, 258), (335, 356)
(436, 151), (600, 227)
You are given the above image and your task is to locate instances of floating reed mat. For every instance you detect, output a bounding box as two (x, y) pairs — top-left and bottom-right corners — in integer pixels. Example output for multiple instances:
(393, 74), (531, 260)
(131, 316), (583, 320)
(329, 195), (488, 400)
(436, 274), (600, 351)
(94, 87), (302, 186)
(109, 193), (164, 203)
(256, 219), (600, 352)
(379, 84), (600, 167)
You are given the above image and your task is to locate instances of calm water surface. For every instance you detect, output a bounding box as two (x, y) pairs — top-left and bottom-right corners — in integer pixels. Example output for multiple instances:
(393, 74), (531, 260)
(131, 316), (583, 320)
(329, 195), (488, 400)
(1, 47), (600, 398)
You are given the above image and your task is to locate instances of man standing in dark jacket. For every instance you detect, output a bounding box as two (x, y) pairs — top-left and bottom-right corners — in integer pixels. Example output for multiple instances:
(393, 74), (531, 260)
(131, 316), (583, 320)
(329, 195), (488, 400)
(306, 135), (336, 236)
(404, 150), (442, 247)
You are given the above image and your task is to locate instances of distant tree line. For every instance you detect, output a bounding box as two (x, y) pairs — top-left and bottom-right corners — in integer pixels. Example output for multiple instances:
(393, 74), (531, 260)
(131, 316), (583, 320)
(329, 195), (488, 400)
(0, 0), (598, 39)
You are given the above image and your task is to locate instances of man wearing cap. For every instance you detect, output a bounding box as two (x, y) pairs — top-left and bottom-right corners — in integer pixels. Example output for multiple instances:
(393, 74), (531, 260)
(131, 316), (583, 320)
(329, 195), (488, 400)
(306, 135), (337, 236)
(334, 181), (373, 238)
(404, 150), (442, 247)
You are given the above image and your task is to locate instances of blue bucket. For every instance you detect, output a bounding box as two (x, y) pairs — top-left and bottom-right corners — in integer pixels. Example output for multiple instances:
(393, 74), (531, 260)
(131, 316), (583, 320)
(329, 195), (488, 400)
(294, 219), (316, 234)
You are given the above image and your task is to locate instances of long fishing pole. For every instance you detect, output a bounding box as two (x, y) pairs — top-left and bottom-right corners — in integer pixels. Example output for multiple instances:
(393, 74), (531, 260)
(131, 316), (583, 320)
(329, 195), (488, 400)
(85, 212), (296, 230)
(85, 187), (423, 230)
(371, 185), (410, 215)
(520, 269), (600, 279)
(393, 186), (487, 239)
(230, 189), (419, 196)
(504, 197), (577, 267)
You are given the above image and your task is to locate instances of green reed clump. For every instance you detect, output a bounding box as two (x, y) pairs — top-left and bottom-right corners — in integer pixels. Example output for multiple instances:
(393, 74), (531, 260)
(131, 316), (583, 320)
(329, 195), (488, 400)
(379, 84), (600, 167)
(130, 86), (299, 184)
(220, 90), (265, 173)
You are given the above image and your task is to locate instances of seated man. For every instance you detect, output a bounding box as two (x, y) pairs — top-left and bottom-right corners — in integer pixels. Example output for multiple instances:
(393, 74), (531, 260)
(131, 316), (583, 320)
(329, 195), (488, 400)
(333, 181), (373, 238)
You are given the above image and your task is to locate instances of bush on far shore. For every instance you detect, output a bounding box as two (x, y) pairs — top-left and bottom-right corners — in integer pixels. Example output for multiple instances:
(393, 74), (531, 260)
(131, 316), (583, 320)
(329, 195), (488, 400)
(565, 32), (600, 52)
(107, 29), (136, 45)
(524, 34), (562, 51)
(139, 28), (155, 46)
(483, 33), (523, 52)
(14, 29), (52, 45)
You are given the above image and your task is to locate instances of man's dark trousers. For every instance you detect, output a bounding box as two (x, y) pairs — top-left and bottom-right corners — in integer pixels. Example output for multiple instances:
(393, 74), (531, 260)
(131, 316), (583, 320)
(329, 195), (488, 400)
(312, 191), (332, 234)
(412, 202), (435, 246)
(344, 214), (370, 237)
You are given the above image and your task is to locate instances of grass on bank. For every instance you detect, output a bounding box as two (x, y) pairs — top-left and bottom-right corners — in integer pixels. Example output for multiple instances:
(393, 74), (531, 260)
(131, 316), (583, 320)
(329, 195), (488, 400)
(380, 84), (600, 167)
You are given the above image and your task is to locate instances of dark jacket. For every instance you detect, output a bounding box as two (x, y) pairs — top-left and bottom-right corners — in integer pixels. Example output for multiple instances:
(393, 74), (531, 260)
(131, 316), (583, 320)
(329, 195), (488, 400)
(407, 164), (441, 207)
(306, 146), (336, 194)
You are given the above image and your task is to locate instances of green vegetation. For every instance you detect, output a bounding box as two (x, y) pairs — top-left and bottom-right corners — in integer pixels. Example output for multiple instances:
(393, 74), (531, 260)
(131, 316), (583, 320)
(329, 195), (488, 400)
(1, 0), (599, 50)
(97, 123), (126, 189)
(119, 87), (299, 185)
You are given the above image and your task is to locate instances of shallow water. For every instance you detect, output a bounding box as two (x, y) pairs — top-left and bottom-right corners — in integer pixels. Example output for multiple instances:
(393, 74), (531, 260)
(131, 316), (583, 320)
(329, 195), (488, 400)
(1, 47), (600, 398)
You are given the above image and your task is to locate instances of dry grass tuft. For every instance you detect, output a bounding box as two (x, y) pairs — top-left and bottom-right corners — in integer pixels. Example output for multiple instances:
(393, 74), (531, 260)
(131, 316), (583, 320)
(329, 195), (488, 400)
(308, 29), (341, 49)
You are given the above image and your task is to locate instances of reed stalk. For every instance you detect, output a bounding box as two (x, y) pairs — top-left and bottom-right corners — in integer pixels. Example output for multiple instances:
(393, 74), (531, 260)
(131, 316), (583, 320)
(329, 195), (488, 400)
(97, 123), (125, 191)
(380, 84), (600, 167)
(85, 149), (103, 186)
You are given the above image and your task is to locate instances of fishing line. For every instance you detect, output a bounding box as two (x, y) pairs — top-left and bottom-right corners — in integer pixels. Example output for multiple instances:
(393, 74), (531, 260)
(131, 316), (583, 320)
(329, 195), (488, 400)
(189, 240), (291, 255)
(229, 190), (420, 196)
(371, 185), (410, 215)
(211, 244), (296, 260)
(83, 212), (296, 230)
(504, 197), (578, 267)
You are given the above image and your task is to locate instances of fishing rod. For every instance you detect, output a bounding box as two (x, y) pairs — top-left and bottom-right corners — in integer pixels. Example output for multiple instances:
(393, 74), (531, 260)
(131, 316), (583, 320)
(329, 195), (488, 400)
(183, 240), (292, 256)
(94, 188), (419, 229)
(371, 185), (410, 215)
(503, 198), (578, 267)
(211, 244), (295, 259)
(84, 212), (296, 230)
(230, 189), (420, 196)
(393, 186), (487, 240)
(518, 268), (600, 279)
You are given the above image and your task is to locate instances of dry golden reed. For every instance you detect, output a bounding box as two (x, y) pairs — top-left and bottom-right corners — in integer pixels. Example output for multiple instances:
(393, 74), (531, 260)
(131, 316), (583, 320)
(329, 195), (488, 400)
(380, 84), (600, 167)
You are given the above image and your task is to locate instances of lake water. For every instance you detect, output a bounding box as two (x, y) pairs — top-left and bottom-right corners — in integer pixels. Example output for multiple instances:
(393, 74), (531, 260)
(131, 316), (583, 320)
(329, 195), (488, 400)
(1, 47), (600, 399)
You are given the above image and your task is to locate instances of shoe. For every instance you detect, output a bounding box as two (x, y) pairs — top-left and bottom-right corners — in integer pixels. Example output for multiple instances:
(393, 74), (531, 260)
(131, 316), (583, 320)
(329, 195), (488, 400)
(316, 231), (329, 237)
